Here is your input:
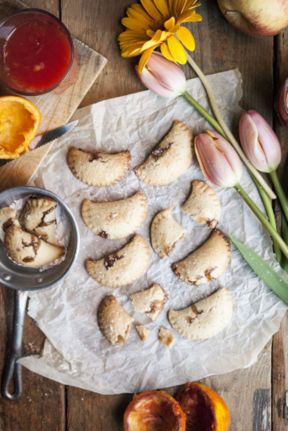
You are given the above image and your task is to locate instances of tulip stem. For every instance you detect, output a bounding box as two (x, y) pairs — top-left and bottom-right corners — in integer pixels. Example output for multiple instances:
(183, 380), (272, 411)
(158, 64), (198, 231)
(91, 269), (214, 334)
(269, 170), (288, 223)
(235, 184), (288, 259)
(186, 53), (276, 200)
(182, 91), (225, 135)
(257, 185), (281, 262)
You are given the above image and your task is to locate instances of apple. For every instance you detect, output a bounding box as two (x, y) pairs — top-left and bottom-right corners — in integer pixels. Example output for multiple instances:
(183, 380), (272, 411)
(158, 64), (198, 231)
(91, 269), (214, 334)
(217, 0), (288, 36)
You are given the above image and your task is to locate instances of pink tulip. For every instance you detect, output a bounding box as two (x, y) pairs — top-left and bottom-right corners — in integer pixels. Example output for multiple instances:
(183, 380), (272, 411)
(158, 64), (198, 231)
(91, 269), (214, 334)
(278, 78), (288, 128)
(239, 110), (281, 173)
(195, 131), (243, 187)
(137, 52), (186, 98)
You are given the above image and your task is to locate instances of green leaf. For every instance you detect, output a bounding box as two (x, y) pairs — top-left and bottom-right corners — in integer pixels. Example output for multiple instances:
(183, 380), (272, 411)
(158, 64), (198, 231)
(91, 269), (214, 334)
(281, 215), (288, 271)
(230, 234), (288, 305)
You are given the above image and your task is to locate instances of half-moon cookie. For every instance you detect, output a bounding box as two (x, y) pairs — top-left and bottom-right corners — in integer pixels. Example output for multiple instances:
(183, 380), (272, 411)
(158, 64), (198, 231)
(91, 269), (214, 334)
(172, 229), (231, 285)
(98, 295), (133, 345)
(20, 196), (58, 244)
(182, 180), (221, 228)
(151, 209), (185, 258)
(81, 191), (148, 239)
(67, 147), (131, 187)
(86, 234), (151, 287)
(168, 288), (233, 340)
(4, 224), (64, 268)
(135, 121), (193, 186)
(130, 284), (167, 321)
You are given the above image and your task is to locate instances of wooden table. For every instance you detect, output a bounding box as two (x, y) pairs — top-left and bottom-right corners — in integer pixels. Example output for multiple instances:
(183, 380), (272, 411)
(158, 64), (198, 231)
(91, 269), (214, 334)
(0, 1), (288, 430)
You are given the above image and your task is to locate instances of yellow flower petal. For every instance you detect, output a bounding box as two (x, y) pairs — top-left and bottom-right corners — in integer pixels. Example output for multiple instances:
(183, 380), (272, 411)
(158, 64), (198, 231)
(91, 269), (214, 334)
(118, 30), (148, 42)
(122, 47), (143, 58)
(153, 0), (170, 17)
(146, 29), (155, 38)
(127, 6), (153, 26)
(173, 0), (187, 16)
(164, 16), (176, 31)
(140, 0), (162, 20)
(138, 47), (156, 72)
(141, 37), (162, 51)
(160, 42), (176, 61)
(130, 3), (155, 23)
(176, 26), (195, 50)
(121, 17), (148, 33)
(177, 10), (202, 23)
(167, 35), (187, 64)
(151, 29), (168, 42)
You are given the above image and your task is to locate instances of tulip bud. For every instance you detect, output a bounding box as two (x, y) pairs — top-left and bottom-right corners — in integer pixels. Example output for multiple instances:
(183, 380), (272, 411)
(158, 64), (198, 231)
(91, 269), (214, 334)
(278, 78), (288, 128)
(195, 131), (243, 188)
(136, 52), (186, 98)
(239, 110), (281, 173)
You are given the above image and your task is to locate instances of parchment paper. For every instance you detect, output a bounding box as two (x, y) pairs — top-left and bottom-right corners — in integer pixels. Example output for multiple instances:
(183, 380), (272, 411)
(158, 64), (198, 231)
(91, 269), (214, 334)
(20, 70), (287, 394)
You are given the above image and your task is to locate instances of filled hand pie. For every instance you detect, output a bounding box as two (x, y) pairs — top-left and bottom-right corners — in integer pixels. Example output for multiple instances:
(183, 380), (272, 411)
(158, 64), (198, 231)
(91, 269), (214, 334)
(182, 180), (221, 228)
(172, 229), (231, 285)
(4, 224), (64, 268)
(81, 191), (148, 239)
(20, 196), (57, 244)
(168, 288), (233, 340)
(130, 283), (167, 321)
(135, 121), (193, 186)
(86, 234), (151, 287)
(151, 209), (185, 258)
(0, 207), (16, 241)
(67, 147), (131, 187)
(98, 295), (133, 345)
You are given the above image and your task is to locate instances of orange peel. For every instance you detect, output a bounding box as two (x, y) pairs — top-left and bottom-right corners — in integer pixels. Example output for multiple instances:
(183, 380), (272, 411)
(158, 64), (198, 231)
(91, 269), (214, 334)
(0, 95), (41, 159)
(124, 390), (186, 431)
(176, 382), (231, 431)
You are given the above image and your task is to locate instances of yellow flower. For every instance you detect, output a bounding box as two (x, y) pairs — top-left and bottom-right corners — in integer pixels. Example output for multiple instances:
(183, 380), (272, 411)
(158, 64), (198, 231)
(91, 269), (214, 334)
(118, 0), (202, 71)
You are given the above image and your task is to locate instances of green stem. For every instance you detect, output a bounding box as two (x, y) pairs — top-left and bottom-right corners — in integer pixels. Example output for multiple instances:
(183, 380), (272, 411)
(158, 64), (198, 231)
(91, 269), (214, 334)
(281, 215), (288, 270)
(235, 184), (288, 259)
(182, 92), (225, 135)
(270, 170), (288, 222)
(257, 185), (281, 262)
(186, 52), (276, 200)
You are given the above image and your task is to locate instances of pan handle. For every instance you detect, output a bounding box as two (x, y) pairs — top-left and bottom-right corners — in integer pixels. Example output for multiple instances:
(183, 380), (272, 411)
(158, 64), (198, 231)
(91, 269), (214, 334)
(1, 290), (28, 401)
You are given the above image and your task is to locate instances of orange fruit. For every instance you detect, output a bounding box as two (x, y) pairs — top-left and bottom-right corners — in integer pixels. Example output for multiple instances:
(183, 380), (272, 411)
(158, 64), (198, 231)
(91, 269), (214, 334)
(176, 382), (231, 431)
(124, 390), (186, 431)
(0, 95), (41, 159)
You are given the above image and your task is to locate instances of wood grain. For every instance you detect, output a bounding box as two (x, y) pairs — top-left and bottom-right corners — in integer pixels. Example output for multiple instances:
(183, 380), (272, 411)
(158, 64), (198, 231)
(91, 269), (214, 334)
(0, 0), (106, 190)
(0, 0), (287, 430)
(271, 26), (288, 431)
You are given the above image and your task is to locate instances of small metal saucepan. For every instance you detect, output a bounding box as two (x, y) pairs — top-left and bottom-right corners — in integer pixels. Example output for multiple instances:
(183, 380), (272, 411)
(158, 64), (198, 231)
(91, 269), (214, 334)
(0, 186), (80, 400)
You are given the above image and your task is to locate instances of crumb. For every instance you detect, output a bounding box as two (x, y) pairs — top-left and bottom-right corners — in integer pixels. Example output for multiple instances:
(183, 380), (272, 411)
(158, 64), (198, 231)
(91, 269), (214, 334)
(158, 327), (174, 347)
(135, 324), (150, 341)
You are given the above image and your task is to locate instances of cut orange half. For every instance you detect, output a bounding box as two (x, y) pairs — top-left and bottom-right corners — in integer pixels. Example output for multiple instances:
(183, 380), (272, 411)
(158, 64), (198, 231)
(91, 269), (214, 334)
(0, 95), (41, 159)
(124, 390), (186, 431)
(176, 382), (231, 431)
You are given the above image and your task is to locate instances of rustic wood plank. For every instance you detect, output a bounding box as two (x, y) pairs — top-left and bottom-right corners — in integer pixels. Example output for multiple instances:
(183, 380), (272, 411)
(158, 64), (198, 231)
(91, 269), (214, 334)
(0, 0), (106, 190)
(0, 2), (66, 431)
(272, 316), (288, 431)
(204, 343), (272, 431)
(271, 27), (288, 431)
(62, 1), (275, 430)
(62, 0), (142, 107)
(67, 391), (131, 431)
